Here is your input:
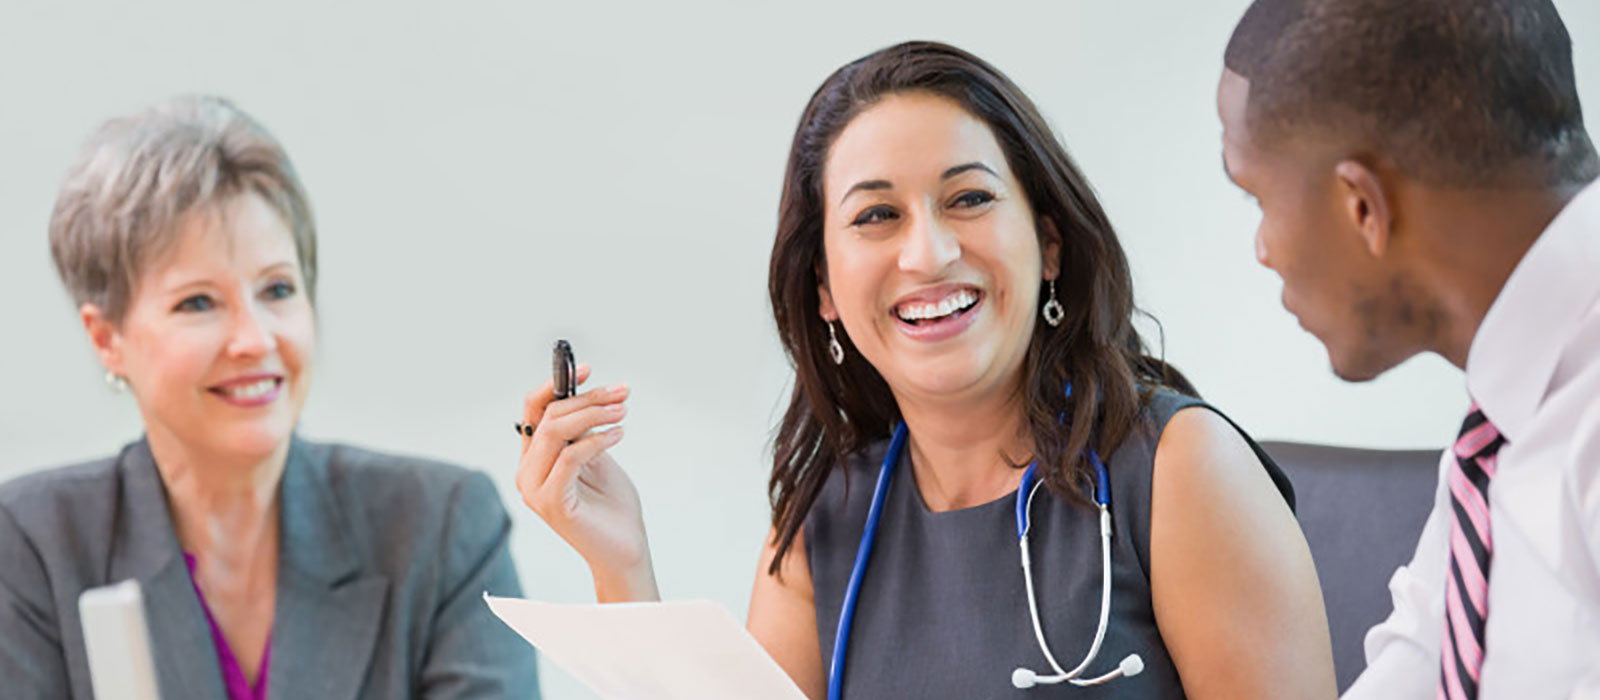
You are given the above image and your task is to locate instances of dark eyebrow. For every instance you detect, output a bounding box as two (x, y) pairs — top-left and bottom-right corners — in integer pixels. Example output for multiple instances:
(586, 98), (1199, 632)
(840, 179), (892, 206)
(838, 162), (1000, 206)
(943, 162), (997, 180)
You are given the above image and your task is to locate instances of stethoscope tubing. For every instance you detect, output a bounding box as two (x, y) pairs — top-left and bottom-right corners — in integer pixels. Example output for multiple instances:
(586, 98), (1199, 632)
(827, 418), (1125, 699)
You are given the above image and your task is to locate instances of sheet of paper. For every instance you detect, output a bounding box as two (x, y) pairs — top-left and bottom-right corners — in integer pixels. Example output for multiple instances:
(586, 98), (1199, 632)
(485, 594), (809, 700)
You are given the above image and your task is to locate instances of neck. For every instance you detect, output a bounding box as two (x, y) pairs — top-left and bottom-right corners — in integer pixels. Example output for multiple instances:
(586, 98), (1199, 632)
(1409, 182), (1584, 368)
(894, 378), (1034, 512)
(144, 425), (286, 562)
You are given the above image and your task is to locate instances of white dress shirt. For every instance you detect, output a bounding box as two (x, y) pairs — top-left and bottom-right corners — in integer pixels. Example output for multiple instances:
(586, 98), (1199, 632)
(1344, 179), (1600, 699)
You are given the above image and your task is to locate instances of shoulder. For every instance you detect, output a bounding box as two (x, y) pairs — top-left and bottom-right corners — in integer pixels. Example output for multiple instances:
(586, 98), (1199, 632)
(803, 436), (893, 561)
(300, 438), (504, 517)
(292, 437), (511, 567)
(1153, 407), (1271, 498)
(1142, 388), (1295, 509)
(0, 449), (126, 535)
(809, 436), (892, 523)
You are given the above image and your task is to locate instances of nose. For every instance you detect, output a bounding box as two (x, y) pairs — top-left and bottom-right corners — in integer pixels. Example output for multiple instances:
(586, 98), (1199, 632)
(898, 205), (961, 276)
(226, 301), (277, 359)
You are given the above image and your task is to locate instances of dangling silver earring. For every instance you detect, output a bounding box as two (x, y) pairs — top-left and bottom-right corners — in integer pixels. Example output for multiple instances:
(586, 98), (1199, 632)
(1042, 279), (1065, 328)
(104, 370), (127, 393)
(827, 321), (845, 366)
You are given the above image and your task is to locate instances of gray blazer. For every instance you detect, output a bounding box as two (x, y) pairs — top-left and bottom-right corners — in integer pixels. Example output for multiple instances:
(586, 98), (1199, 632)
(0, 437), (540, 699)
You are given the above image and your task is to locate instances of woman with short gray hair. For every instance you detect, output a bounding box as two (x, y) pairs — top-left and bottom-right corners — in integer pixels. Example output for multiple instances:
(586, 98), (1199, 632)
(0, 95), (539, 700)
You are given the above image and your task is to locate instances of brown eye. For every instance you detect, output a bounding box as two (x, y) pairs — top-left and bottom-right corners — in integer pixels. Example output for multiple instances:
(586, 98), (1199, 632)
(950, 190), (995, 208)
(851, 205), (898, 226)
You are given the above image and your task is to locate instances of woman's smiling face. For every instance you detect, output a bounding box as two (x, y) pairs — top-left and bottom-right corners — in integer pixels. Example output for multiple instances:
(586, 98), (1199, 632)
(819, 91), (1059, 404)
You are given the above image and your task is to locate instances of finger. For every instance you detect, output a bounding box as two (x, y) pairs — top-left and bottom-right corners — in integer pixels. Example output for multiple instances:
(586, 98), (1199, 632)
(541, 380), (629, 425)
(543, 402), (628, 444)
(522, 364), (595, 449)
(522, 401), (627, 488)
(536, 426), (626, 513)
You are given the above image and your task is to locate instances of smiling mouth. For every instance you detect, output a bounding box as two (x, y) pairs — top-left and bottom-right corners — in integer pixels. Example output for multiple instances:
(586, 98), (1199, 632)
(208, 377), (284, 405)
(894, 288), (982, 325)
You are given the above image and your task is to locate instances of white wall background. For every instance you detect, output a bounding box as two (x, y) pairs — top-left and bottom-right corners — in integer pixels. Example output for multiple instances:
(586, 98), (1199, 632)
(2, 1), (1596, 697)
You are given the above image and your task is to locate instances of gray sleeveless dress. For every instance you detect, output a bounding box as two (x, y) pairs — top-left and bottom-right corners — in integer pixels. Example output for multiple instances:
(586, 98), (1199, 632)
(805, 389), (1294, 699)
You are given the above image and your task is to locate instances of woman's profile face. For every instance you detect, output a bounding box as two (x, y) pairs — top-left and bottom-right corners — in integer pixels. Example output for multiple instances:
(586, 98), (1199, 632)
(97, 192), (315, 462)
(819, 91), (1058, 404)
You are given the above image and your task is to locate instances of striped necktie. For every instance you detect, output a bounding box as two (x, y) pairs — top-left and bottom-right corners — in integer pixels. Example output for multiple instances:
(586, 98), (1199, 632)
(1439, 403), (1506, 700)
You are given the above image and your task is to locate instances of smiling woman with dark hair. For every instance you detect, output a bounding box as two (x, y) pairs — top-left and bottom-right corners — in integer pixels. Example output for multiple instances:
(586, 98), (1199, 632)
(517, 41), (1335, 699)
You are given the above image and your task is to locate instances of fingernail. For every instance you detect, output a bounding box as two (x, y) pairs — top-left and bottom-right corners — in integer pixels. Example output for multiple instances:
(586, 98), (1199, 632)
(609, 426), (625, 440)
(608, 384), (628, 396)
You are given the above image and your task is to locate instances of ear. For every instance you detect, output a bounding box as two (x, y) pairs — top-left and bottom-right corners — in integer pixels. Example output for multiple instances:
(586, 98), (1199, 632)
(1333, 159), (1394, 258)
(1038, 215), (1063, 280)
(814, 258), (839, 322)
(80, 303), (125, 376)
(817, 283), (839, 322)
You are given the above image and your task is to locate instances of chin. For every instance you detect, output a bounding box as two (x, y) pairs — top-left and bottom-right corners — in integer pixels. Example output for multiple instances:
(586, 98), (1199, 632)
(1327, 342), (1406, 384)
(891, 350), (1002, 398)
(211, 417), (295, 459)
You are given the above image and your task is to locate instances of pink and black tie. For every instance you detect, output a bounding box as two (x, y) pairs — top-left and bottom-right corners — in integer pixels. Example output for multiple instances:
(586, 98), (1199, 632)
(1439, 403), (1505, 700)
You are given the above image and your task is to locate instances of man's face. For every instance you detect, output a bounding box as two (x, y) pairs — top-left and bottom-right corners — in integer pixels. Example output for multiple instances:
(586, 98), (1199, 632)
(1218, 68), (1434, 381)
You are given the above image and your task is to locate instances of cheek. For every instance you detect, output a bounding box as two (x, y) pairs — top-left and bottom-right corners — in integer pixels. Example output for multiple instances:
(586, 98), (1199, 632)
(277, 304), (317, 376)
(124, 323), (221, 395)
(824, 239), (891, 319)
(976, 218), (1042, 311)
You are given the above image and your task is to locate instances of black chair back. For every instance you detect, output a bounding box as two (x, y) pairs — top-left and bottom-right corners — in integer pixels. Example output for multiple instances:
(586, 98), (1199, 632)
(1262, 441), (1440, 692)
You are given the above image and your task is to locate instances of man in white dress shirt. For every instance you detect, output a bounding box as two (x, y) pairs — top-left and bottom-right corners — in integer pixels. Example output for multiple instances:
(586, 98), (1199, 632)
(1216, 0), (1600, 697)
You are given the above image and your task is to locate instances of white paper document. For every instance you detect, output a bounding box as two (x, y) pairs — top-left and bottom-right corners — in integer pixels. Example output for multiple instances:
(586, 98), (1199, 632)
(485, 594), (809, 700)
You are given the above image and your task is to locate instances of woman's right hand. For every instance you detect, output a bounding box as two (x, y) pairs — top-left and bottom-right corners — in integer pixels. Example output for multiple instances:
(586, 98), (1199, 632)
(516, 364), (660, 602)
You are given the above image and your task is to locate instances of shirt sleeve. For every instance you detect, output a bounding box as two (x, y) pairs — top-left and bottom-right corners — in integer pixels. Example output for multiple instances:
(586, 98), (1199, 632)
(0, 501), (72, 700)
(1340, 450), (1453, 700)
(418, 471), (541, 699)
(1571, 383), (1600, 698)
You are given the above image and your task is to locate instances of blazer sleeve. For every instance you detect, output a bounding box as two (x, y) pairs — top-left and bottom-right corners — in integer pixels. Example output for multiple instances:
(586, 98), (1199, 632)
(0, 501), (72, 699)
(418, 471), (540, 699)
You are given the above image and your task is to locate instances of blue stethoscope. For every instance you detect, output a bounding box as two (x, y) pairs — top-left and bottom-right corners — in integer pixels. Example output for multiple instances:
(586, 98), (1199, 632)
(827, 385), (1145, 699)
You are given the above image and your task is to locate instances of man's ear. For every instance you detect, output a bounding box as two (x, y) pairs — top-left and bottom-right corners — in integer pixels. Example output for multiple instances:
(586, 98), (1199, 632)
(1038, 215), (1063, 280)
(80, 303), (125, 376)
(1333, 159), (1394, 258)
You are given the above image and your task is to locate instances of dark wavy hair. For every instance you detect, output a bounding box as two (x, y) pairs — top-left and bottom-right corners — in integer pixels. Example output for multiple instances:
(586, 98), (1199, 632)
(766, 41), (1192, 572)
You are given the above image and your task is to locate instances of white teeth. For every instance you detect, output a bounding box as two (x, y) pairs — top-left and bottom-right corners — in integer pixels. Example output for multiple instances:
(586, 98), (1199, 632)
(224, 379), (276, 400)
(896, 289), (978, 322)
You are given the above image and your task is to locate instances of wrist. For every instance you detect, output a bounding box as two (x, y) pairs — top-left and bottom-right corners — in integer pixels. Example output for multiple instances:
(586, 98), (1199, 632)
(590, 555), (659, 603)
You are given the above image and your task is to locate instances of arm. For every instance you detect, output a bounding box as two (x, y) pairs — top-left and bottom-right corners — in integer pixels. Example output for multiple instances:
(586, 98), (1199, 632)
(516, 366), (822, 695)
(0, 501), (71, 700)
(1149, 407), (1336, 700)
(1341, 451), (1452, 700)
(748, 526), (824, 700)
(1570, 392), (1600, 698)
(419, 472), (540, 699)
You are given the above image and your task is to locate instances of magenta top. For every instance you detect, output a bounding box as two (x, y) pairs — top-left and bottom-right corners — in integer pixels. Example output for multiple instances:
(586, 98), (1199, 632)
(182, 553), (271, 700)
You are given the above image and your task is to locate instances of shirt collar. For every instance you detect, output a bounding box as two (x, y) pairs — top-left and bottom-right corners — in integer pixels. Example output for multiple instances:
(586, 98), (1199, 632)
(1467, 179), (1600, 441)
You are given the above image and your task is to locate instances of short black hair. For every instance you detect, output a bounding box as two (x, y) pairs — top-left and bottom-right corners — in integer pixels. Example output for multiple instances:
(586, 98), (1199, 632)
(1225, 0), (1599, 187)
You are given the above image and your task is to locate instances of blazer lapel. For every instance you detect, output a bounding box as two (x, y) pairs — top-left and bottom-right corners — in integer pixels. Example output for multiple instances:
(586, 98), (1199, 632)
(266, 439), (389, 700)
(108, 440), (229, 700)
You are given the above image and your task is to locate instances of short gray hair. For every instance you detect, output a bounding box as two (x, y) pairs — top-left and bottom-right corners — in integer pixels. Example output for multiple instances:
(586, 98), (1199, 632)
(49, 95), (317, 324)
